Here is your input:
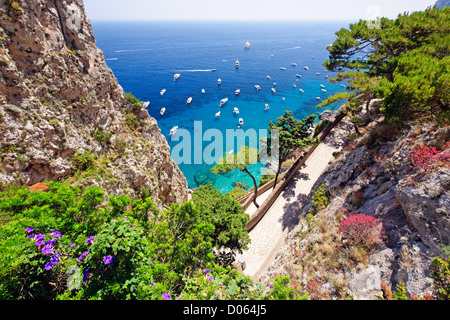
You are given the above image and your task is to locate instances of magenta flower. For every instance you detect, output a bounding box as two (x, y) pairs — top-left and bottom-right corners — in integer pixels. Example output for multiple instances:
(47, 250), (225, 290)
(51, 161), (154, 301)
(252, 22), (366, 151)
(103, 255), (114, 265)
(50, 230), (62, 239)
(86, 236), (96, 244)
(204, 269), (211, 274)
(25, 227), (34, 233)
(161, 293), (171, 300)
(78, 251), (89, 262)
(42, 245), (53, 255)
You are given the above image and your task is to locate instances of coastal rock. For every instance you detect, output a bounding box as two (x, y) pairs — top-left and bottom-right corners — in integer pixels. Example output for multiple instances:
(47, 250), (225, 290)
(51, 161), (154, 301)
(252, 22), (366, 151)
(395, 168), (450, 253)
(0, 0), (188, 205)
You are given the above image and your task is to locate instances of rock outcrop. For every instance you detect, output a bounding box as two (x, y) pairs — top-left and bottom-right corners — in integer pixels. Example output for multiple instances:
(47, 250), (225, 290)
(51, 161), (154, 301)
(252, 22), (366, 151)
(0, 0), (188, 205)
(262, 108), (449, 299)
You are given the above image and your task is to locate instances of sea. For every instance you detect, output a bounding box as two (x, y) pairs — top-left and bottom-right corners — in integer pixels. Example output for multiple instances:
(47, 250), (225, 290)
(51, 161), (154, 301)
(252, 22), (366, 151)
(91, 20), (351, 194)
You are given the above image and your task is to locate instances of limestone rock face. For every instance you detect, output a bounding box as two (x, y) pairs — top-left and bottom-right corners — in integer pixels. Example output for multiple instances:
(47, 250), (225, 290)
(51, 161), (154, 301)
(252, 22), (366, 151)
(0, 0), (188, 205)
(396, 169), (450, 252)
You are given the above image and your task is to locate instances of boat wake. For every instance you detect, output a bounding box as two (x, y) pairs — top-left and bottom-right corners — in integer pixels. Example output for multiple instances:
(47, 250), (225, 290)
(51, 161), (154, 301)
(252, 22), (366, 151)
(177, 69), (217, 72)
(114, 49), (153, 53)
(282, 46), (302, 51)
(105, 58), (119, 61)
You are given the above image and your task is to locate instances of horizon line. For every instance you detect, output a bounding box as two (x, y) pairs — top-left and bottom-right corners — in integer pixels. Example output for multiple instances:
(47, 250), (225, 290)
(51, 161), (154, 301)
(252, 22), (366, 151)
(89, 18), (356, 23)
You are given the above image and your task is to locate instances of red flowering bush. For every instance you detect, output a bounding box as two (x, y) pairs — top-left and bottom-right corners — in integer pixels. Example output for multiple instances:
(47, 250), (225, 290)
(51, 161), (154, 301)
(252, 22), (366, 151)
(409, 145), (450, 170)
(339, 214), (384, 249)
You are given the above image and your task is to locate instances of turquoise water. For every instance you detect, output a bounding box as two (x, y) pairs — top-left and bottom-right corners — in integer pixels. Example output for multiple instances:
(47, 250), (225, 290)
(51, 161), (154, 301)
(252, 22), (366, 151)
(91, 21), (349, 193)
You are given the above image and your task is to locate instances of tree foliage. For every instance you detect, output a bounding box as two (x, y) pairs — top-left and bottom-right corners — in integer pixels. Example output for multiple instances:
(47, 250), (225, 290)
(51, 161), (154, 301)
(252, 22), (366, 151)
(264, 111), (318, 186)
(323, 7), (449, 124)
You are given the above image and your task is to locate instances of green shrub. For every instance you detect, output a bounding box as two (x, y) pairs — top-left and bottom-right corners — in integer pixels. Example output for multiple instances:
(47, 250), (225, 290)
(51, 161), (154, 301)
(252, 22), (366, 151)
(90, 129), (112, 145)
(71, 151), (96, 172)
(432, 256), (450, 300)
(226, 187), (247, 200)
(311, 184), (330, 214)
(314, 120), (331, 137)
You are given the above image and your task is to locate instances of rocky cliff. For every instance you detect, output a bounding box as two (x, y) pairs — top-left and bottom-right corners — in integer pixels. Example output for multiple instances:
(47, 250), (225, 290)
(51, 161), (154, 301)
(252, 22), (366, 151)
(262, 104), (450, 300)
(0, 0), (189, 205)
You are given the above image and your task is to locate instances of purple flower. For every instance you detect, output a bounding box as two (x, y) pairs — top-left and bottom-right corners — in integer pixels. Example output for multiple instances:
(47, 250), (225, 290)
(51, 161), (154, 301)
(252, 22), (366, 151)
(25, 227), (34, 233)
(86, 236), (96, 244)
(36, 240), (45, 248)
(204, 269), (211, 274)
(42, 245), (53, 255)
(45, 255), (59, 271)
(78, 251), (89, 262)
(161, 293), (171, 300)
(35, 234), (45, 241)
(207, 276), (214, 282)
(151, 281), (155, 287)
(51, 230), (62, 239)
(69, 243), (75, 247)
(83, 269), (90, 284)
(103, 255), (114, 265)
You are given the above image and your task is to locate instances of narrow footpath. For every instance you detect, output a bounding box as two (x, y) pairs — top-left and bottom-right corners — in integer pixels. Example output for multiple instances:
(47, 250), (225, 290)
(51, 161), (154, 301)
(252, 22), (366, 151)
(238, 117), (354, 281)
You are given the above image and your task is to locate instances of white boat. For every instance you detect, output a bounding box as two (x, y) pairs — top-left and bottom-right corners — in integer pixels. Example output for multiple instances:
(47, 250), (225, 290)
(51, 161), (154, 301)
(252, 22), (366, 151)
(202, 89), (206, 94)
(282, 97), (286, 101)
(235, 89), (240, 95)
(325, 75), (329, 78)
(271, 88), (276, 93)
(273, 83), (277, 86)
(291, 63), (298, 67)
(235, 60), (240, 68)
(255, 85), (261, 90)
(160, 108), (166, 115)
(142, 101), (150, 108)
(215, 111), (221, 117)
(316, 73), (321, 76)
(321, 89), (327, 92)
(316, 97), (321, 100)
(220, 98), (229, 106)
(320, 85), (326, 88)
(293, 84), (297, 88)
(244, 41), (251, 50)
(160, 89), (166, 96)
(341, 84), (346, 87)
(265, 104), (270, 110)
(239, 118), (244, 126)
(234, 107), (240, 114)
(170, 126), (178, 135)
(267, 75), (271, 80)
(280, 67), (287, 70)
(174, 74), (181, 81)
(304, 66), (309, 70)
(217, 78), (222, 85)
(296, 74), (302, 78)
(186, 97), (193, 104)
(299, 89), (304, 93)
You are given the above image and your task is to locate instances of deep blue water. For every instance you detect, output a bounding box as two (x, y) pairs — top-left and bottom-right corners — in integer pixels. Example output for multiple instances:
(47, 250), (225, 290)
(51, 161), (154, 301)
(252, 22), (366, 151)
(91, 21), (350, 193)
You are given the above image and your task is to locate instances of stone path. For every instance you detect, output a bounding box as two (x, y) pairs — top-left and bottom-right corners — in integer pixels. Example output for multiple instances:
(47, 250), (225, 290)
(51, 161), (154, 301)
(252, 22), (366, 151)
(237, 118), (353, 281)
